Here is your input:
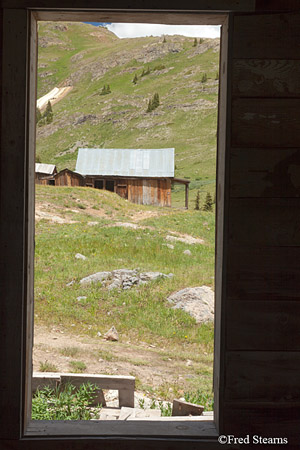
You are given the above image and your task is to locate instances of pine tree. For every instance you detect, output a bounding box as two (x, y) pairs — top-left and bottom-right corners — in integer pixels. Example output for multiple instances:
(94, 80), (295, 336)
(141, 69), (145, 77)
(146, 99), (153, 113)
(163, 35), (167, 43)
(195, 190), (201, 211)
(193, 38), (197, 47)
(36, 107), (42, 124)
(100, 85), (107, 95)
(152, 92), (160, 108)
(199, 38), (204, 44)
(107, 84), (111, 94)
(203, 192), (213, 212)
(133, 74), (138, 84)
(44, 101), (53, 124)
(201, 73), (207, 83)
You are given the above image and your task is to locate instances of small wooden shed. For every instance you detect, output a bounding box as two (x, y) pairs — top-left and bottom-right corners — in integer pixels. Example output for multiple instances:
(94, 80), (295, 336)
(54, 168), (85, 187)
(35, 163), (57, 184)
(75, 148), (182, 207)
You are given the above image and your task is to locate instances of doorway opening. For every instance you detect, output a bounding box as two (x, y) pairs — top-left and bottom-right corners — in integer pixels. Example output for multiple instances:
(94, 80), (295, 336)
(28, 10), (228, 437)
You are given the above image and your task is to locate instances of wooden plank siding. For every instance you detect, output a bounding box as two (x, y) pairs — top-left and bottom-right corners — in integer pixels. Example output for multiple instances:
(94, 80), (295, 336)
(55, 169), (84, 187)
(222, 12), (300, 440)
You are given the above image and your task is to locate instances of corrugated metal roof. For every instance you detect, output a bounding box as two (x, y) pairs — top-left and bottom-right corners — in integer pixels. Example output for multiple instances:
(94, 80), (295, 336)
(35, 163), (56, 175)
(75, 148), (174, 178)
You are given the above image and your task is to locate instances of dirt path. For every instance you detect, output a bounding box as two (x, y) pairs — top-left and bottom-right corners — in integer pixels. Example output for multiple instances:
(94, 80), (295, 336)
(33, 324), (196, 397)
(37, 86), (73, 110)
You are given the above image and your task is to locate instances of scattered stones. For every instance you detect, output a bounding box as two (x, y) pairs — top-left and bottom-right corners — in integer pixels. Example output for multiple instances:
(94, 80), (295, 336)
(79, 268), (174, 290)
(166, 244), (174, 249)
(66, 280), (75, 287)
(167, 286), (214, 323)
(183, 249), (192, 256)
(104, 326), (119, 341)
(80, 271), (111, 285)
(75, 253), (87, 260)
(76, 296), (87, 301)
(97, 331), (102, 337)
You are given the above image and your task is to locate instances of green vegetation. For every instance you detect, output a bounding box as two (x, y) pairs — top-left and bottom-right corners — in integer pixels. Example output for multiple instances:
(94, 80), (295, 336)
(195, 190), (201, 211)
(147, 92), (160, 112)
(69, 360), (87, 373)
(100, 84), (111, 95)
(32, 382), (101, 420)
(36, 23), (219, 207)
(60, 346), (80, 357)
(193, 38), (198, 47)
(203, 192), (213, 212)
(201, 73), (208, 83)
(39, 360), (58, 372)
(37, 101), (53, 127)
(184, 388), (214, 411)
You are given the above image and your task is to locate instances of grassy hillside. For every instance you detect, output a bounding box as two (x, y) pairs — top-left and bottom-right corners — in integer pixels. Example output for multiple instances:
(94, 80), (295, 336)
(35, 185), (215, 399)
(36, 22), (219, 207)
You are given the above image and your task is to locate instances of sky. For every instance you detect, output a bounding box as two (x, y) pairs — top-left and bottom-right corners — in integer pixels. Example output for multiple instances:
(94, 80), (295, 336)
(85, 23), (221, 39)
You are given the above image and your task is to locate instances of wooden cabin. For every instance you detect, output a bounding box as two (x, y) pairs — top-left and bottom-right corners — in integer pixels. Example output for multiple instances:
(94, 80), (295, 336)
(54, 168), (85, 187)
(35, 163), (57, 184)
(2, 2), (300, 449)
(75, 148), (177, 207)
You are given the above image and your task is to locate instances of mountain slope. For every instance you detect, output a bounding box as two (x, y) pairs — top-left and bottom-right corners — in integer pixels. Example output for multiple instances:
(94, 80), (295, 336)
(36, 22), (220, 206)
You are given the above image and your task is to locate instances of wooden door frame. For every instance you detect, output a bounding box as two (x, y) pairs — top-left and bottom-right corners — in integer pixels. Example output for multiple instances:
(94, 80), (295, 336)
(0, 7), (231, 448)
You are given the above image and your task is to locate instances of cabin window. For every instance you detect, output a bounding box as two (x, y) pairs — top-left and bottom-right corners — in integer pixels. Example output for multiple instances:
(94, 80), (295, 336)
(105, 180), (115, 192)
(95, 179), (104, 189)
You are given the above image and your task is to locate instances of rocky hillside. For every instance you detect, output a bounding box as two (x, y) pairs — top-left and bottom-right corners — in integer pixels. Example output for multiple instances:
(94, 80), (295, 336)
(37, 22), (220, 205)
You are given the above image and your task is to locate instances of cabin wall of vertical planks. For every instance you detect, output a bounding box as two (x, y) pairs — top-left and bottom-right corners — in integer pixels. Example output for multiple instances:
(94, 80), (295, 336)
(223, 12), (300, 441)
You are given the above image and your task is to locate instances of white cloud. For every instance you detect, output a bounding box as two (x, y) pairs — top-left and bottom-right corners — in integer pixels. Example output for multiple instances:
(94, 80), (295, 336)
(106, 23), (220, 39)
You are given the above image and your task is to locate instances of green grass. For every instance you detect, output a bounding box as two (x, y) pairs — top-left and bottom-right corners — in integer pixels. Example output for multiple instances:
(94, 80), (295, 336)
(39, 360), (58, 372)
(32, 382), (101, 420)
(69, 360), (87, 373)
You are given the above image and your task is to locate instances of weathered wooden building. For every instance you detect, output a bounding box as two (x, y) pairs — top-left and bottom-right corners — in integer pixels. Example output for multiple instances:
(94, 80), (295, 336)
(1, 2), (300, 449)
(35, 163), (57, 184)
(54, 168), (85, 187)
(75, 148), (179, 207)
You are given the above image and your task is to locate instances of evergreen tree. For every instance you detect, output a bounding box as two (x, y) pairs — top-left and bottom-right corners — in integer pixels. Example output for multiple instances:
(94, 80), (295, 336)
(199, 38), (204, 44)
(195, 190), (201, 211)
(203, 192), (213, 212)
(193, 38), (198, 47)
(152, 92), (160, 108)
(44, 101), (53, 124)
(201, 73), (207, 83)
(133, 74), (138, 84)
(146, 98), (153, 113)
(141, 69), (145, 77)
(107, 84), (111, 93)
(36, 107), (42, 124)
(215, 71), (219, 80)
(163, 35), (167, 43)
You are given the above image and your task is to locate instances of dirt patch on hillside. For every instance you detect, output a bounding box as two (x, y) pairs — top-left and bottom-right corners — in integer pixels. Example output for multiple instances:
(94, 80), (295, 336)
(33, 324), (197, 395)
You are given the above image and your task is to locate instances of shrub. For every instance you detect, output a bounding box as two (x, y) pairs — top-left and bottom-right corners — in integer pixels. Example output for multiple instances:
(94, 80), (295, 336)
(153, 64), (166, 71)
(193, 38), (197, 47)
(69, 360), (87, 373)
(201, 73), (207, 83)
(39, 360), (58, 372)
(146, 92), (160, 113)
(100, 84), (111, 95)
(203, 192), (213, 212)
(184, 389), (214, 411)
(36, 107), (42, 124)
(132, 74), (138, 84)
(32, 382), (101, 420)
(163, 36), (167, 43)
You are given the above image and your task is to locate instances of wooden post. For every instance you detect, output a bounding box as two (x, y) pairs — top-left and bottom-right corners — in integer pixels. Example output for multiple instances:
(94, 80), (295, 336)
(185, 183), (189, 209)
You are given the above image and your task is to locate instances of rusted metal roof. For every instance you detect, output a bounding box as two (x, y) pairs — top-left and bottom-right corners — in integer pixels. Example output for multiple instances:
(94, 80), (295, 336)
(35, 163), (56, 175)
(75, 148), (174, 178)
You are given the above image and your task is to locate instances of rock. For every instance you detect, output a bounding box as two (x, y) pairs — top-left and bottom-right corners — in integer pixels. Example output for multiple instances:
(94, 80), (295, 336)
(183, 249), (192, 256)
(166, 234), (204, 245)
(80, 271), (111, 285)
(140, 271), (168, 282)
(112, 269), (138, 279)
(75, 253), (87, 260)
(66, 280), (75, 287)
(108, 279), (122, 290)
(167, 244), (174, 249)
(97, 331), (102, 337)
(104, 326), (119, 341)
(76, 296), (87, 301)
(167, 286), (214, 323)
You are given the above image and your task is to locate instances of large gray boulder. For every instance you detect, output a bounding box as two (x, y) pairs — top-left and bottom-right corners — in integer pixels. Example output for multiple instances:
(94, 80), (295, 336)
(167, 286), (214, 323)
(80, 271), (111, 285)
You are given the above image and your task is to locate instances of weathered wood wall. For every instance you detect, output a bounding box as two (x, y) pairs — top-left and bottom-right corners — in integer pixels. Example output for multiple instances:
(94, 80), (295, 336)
(222, 12), (300, 442)
(128, 178), (171, 206)
(55, 169), (84, 186)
